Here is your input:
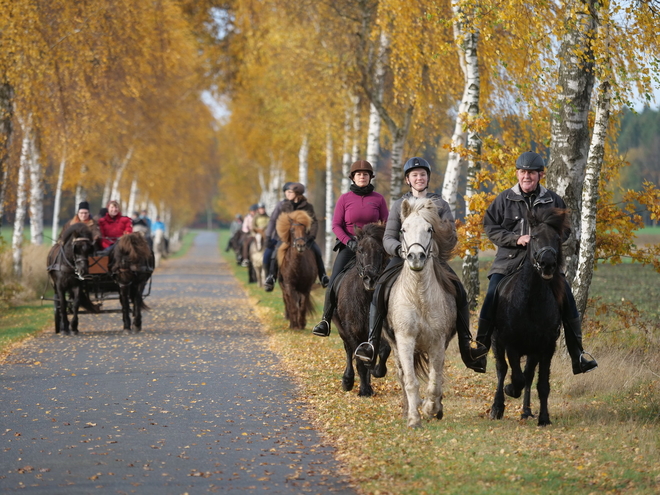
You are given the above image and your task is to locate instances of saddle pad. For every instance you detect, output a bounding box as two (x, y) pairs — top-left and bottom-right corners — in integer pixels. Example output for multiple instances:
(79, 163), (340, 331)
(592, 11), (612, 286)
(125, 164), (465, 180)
(88, 256), (109, 274)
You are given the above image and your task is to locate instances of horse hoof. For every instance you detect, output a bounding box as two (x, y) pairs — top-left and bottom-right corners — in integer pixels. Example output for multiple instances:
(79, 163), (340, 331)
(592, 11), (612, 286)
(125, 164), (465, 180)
(358, 387), (374, 398)
(537, 418), (552, 427)
(407, 420), (422, 429)
(504, 384), (522, 398)
(490, 407), (505, 420)
(341, 378), (354, 392)
(371, 365), (387, 379)
(521, 409), (535, 420)
(435, 409), (444, 420)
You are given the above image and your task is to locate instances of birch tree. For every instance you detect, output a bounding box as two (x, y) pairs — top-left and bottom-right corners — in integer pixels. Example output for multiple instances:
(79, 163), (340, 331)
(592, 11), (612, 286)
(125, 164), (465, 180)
(13, 124), (31, 276)
(298, 134), (309, 187)
(51, 154), (66, 242)
(324, 131), (335, 269)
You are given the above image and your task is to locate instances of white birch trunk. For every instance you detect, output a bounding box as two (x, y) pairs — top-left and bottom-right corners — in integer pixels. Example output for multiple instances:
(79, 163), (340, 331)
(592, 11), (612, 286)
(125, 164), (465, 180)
(101, 178), (111, 207)
(0, 165), (8, 224)
(110, 147), (133, 207)
(574, 79), (611, 318)
(350, 94), (361, 163)
(325, 131), (334, 270)
(341, 105), (352, 194)
(13, 127), (30, 277)
(298, 135), (309, 188)
(28, 131), (44, 245)
(441, 99), (467, 217)
(452, 1), (482, 308)
(127, 177), (138, 216)
(74, 164), (87, 214)
(365, 32), (388, 181)
(52, 154), (66, 243)
(546, 2), (596, 283)
(387, 106), (414, 204)
(259, 158), (284, 215)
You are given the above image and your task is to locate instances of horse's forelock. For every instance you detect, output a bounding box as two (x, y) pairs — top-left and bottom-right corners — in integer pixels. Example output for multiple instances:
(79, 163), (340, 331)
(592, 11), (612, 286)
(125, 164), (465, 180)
(116, 233), (151, 262)
(62, 223), (93, 245)
(531, 208), (568, 236)
(359, 222), (385, 242)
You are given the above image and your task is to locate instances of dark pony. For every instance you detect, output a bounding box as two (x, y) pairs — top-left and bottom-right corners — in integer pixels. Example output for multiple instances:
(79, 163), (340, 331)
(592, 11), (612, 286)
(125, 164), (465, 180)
(490, 207), (568, 426)
(276, 210), (316, 329)
(47, 223), (99, 335)
(334, 223), (391, 396)
(110, 233), (154, 334)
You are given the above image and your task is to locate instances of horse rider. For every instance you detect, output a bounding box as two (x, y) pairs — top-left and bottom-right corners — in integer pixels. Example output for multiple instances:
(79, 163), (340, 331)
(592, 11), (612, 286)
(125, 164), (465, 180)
(262, 183), (294, 285)
(60, 201), (101, 243)
(354, 157), (488, 372)
(97, 200), (133, 255)
(312, 160), (388, 337)
(240, 204), (259, 267)
(474, 151), (598, 374)
(263, 182), (330, 292)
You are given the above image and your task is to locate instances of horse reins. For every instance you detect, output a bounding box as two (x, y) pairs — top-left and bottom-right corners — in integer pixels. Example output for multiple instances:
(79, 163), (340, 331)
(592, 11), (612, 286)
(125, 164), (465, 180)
(529, 235), (558, 273)
(52, 237), (93, 280)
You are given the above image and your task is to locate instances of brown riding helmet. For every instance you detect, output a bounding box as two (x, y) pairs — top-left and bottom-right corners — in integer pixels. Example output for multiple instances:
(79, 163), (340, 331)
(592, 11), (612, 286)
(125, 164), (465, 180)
(349, 160), (374, 179)
(285, 182), (306, 195)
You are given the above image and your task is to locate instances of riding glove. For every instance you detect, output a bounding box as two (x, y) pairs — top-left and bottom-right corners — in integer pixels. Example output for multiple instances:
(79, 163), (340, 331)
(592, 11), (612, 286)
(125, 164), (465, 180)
(347, 239), (358, 252)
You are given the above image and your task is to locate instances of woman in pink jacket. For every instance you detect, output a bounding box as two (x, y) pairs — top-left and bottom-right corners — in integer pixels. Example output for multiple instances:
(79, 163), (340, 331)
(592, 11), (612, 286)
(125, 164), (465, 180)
(98, 200), (133, 253)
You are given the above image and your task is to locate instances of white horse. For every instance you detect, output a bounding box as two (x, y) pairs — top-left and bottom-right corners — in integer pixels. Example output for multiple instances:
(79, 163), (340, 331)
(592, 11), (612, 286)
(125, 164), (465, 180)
(387, 197), (458, 428)
(249, 229), (266, 287)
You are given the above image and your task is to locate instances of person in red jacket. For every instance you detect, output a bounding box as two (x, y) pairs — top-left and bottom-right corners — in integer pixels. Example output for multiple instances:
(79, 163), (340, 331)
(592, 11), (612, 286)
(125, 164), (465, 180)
(97, 200), (133, 254)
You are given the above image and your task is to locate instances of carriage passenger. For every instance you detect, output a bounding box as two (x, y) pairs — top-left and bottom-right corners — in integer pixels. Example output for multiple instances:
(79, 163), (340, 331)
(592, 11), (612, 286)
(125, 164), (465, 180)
(97, 200), (133, 255)
(263, 182), (329, 292)
(60, 201), (101, 243)
(240, 204), (258, 267)
(474, 151), (598, 374)
(354, 157), (488, 373)
(312, 160), (388, 337)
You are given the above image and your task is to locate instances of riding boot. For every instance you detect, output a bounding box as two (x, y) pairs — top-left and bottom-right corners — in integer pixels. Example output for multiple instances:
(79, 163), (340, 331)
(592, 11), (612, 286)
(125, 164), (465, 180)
(354, 303), (383, 368)
(264, 258), (278, 292)
(564, 317), (598, 374)
(456, 302), (487, 373)
(313, 248), (329, 288)
(475, 318), (495, 354)
(312, 287), (335, 337)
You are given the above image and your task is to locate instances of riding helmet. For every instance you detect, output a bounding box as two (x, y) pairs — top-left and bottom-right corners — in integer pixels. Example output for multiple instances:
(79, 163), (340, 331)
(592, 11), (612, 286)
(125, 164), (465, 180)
(285, 182), (305, 195)
(403, 157), (431, 177)
(257, 202), (265, 209)
(282, 182), (294, 192)
(249, 204), (258, 211)
(516, 151), (545, 171)
(349, 160), (374, 179)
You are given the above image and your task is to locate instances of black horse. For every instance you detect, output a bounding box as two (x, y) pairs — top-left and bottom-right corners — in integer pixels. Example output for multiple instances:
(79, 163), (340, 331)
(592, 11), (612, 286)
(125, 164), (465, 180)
(490, 208), (568, 426)
(47, 223), (99, 335)
(334, 223), (391, 397)
(110, 233), (154, 334)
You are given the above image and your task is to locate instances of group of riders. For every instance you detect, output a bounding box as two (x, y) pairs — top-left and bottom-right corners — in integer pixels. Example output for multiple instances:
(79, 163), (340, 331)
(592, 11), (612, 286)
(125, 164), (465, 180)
(233, 152), (598, 376)
(60, 200), (166, 258)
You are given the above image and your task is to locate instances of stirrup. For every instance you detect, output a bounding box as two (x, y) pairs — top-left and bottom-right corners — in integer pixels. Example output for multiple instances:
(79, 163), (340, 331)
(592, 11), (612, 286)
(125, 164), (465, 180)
(354, 342), (374, 363)
(579, 352), (598, 373)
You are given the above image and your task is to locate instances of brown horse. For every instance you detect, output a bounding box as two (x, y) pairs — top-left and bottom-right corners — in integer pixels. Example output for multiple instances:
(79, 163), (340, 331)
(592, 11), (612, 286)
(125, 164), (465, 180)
(334, 223), (391, 396)
(276, 210), (316, 329)
(110, 233), (154, 333)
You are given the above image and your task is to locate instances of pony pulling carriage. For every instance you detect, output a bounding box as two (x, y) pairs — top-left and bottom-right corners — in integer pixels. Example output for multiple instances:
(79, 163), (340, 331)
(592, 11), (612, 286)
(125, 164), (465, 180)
(45, 226), (154, 335)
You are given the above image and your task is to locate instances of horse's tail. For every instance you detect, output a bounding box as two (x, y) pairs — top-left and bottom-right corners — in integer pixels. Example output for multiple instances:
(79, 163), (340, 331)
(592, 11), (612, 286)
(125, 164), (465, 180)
(414, 351), (429, 382)
(79, 289), (101, 314)
(140, 300), (150, 311)
(305, 292), (315, 317)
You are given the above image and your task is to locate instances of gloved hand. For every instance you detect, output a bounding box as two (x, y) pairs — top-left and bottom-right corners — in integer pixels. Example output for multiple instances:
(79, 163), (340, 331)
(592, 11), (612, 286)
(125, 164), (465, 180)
(267, 237), (277, 249)
(347, 239), (358, 252)
(396, 245), (403, 258)
(306, 237), (315, 247)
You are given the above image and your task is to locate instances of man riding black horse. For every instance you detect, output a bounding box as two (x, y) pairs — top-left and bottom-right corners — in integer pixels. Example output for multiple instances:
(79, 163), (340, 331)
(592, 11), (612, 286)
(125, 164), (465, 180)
(474, 151), (598, 375)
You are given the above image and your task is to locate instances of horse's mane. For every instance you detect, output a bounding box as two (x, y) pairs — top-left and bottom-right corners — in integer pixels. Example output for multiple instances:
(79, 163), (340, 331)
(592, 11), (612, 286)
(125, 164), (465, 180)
(61, 223), (93, 245)
(355, 222), (385, 242)
(276, 210), (312, 246)
(403, 197), (457, 264)
(401, 198), (458, 296)
(115, 233), (152, 263)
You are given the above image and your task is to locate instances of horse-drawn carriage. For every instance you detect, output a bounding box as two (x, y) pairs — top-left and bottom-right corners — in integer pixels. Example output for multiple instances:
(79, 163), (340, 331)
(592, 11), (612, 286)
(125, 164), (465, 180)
(43, 224), (154, 335)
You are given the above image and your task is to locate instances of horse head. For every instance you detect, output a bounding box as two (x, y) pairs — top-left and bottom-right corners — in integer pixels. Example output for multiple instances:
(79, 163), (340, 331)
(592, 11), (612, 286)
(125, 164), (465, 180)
(355, 223), (387, 291)
(528, 208), (567, 280)
(400, 198), (441, 271)
(60, 223), (95, 280)
(276, 210), (312, 253)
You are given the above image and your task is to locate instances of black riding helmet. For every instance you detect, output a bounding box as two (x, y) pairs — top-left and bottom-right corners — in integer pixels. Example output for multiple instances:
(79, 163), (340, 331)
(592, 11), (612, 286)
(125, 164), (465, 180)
(282, 182), (295, 192)
(516, 151), (545, 171)
(403, 157), (432, 177)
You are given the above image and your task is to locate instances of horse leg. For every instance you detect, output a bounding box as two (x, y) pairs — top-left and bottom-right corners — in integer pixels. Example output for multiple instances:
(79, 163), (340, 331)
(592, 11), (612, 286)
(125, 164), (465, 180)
(397, 337), (422, 428)
(490, 342), (508, 420)
(131, 285), (142, 334)
(421, 341), (445, 421)
(57, 286), (70, 335)
(120, 285), (132, 332)
(521, 355), (539, 420)
(372, 338), (391, 379)
(341, 340), (355, 392)
(536, 354), (553, 426)
(504, 349), (525, 399)
(70, 286), (81, 335)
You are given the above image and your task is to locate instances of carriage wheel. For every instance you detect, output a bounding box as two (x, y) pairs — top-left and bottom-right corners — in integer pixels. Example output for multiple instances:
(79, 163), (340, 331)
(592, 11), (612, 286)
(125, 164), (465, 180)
(53, 296), (61, 334)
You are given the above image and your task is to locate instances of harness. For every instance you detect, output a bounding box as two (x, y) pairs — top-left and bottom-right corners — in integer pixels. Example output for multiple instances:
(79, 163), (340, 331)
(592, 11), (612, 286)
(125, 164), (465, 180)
(47, 237), (93, 280)
(399, 226), (434, 260)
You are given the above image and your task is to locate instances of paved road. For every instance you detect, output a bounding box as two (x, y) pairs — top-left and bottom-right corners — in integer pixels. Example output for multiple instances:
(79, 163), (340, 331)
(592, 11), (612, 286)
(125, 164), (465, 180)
(0, 232), (355, 494)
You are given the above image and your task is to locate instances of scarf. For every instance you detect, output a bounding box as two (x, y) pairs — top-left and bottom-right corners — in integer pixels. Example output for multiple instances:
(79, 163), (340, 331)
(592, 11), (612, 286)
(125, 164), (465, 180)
(350, 183), (375, 196)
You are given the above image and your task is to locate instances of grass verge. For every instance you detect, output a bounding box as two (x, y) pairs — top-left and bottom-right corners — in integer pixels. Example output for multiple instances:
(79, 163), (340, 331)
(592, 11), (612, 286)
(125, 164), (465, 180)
(219, 229), (660, 495)
(0, 303), (53, 359)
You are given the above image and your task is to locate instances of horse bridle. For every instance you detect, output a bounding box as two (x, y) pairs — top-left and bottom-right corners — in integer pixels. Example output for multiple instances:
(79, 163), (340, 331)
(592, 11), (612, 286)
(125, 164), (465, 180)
(59, 237), (92, 280)
(289, 220), (308, 246)
(529, 235), (558, 273)
(400, 226), (434, 260)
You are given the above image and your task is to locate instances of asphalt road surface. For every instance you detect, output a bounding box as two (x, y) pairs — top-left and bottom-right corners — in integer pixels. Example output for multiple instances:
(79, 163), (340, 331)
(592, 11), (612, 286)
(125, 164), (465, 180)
(0, 231), (355, 494)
